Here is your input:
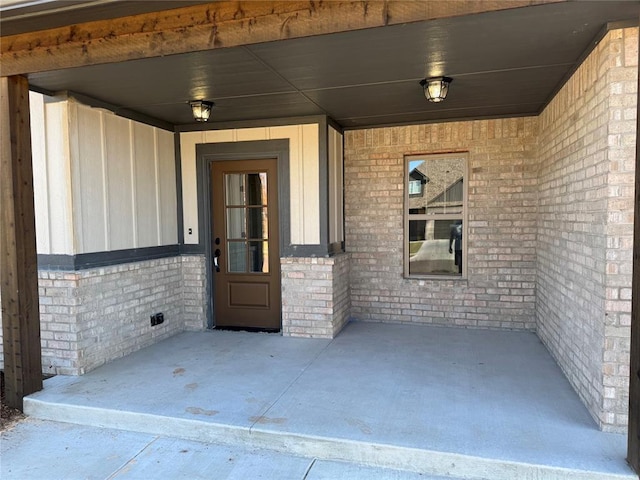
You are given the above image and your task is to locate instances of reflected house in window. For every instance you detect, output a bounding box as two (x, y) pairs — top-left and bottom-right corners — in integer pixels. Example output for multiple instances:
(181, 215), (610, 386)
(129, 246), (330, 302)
(427, 176), (464, 214)
(408, 165), (429, 241)
(408, 168), (429, 197)
(406, 155), (466, 276)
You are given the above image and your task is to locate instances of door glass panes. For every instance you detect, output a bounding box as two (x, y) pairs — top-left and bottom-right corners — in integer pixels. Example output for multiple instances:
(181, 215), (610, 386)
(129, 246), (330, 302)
(247, 208), (268, 239)
(407, 157), (464, 215)
(228, 241), (246, 273)
(226, 208), (245, 239)
(249, 241), (269, 273)
(224, 171), (269, 274)
(225, 174), (245, 206)
(246, 173), (268, 206)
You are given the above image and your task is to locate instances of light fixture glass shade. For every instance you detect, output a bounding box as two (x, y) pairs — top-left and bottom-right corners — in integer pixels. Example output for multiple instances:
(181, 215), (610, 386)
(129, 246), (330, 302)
(190, 100), (214, 122)
(420, 77), (452, 103)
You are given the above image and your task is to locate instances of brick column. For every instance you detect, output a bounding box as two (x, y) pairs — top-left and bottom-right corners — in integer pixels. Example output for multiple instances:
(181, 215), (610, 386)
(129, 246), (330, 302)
(281, 254), (351, 338)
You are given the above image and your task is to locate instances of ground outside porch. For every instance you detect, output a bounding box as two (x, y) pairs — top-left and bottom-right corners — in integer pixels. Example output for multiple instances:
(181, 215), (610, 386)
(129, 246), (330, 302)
(4, 321), (635, 480)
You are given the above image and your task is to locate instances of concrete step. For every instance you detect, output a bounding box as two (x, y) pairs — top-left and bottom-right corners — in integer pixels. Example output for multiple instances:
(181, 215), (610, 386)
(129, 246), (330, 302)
(1, 418), (461, 480)
(24, 396), (636, 480)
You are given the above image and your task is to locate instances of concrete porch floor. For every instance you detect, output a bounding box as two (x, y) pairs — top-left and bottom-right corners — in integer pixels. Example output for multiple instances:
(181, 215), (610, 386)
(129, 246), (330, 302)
(7, 322), (637, 479)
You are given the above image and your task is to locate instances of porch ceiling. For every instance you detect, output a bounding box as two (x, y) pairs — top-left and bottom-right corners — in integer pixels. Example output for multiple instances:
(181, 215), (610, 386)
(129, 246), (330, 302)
(3, 1), (639, 129)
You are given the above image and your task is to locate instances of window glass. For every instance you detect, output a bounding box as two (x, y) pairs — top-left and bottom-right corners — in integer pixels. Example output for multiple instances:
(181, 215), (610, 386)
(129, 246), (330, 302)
(223, 171), (269, 274)
(249, 241), (269, 273)
(408, 158), (464, 215)
(406, 154), (466, 277)
(247, 207), (268, 240)
(225, 174), (245, 206)
(246, 173), (268, 206)
(228, 241), (246, 272)
(226, 208), (245, 240)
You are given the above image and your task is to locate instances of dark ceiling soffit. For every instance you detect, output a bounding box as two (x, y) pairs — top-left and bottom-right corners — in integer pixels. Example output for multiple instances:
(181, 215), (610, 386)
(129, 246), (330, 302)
(241, 44), (329, 119)
(25, 13), (640, 133)
(28, 83), (55, 98)
(29, 87), (175, 132)
(68, 91), (175, 131)
(326, 117), (344, 134)
(28, 87), (546, 133)
(539, 17), (640, 115)
(30, 83), (344, 134)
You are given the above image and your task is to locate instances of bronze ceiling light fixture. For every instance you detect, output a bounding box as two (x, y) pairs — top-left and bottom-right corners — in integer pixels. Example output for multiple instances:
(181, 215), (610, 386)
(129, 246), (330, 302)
(190, 100), (214, 122)
(420, 76), (452, 103)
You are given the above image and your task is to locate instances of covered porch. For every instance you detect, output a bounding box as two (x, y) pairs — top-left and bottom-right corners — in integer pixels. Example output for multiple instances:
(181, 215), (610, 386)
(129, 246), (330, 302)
(1, 0), (640, 476)
(15, 321), (633, 479)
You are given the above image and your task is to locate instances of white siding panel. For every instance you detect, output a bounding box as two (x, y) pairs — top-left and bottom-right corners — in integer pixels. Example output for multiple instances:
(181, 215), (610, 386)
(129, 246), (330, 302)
(73, 104), (107, 253)
(301, 124), (320, 244)
(30, 92), (50, 254)
(158, 130), (178, 245)
(268, 125), (297, 139)
(235, 127), (268, 142)
(286, 126), (304, 244)
(328, 127), (344, 244)
(104, 114), (134, 251)
(46, 101), (74, 254)
(204, 129), (235, 143)
(180, 132), (205, 244)
(133, 122), (158, 248)
(31, 98), (175, 255)
(269, 125), (306, 244)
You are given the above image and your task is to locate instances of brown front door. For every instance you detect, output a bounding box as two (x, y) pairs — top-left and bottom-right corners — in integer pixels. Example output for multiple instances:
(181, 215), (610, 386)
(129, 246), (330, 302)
(211, 159), (281, 330)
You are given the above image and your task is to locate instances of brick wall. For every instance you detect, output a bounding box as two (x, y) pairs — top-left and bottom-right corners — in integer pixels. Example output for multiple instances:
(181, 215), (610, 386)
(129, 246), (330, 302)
(38, 272), (82, 376)
(537, 28), (637, 432)
(74, 258), (185, 374)
(332, 253), (351, 336)
(182, 255), (208, 331)
(281, 253), (351, 338)
(344, 118), (538, 330)
(0, 255), (207, 375)
(604, 28), (637, 432)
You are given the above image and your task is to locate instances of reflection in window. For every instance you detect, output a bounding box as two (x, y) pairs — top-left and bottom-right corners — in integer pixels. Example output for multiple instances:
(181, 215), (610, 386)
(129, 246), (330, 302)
(405, 154), (466, 277)
(249, 241), (269, 273)
(408, 180), (423, 196)
(247, 207), (268, 239)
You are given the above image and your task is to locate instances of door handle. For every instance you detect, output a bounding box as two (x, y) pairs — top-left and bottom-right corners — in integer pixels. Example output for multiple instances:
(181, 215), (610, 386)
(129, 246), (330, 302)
(214, 248), (221, 272)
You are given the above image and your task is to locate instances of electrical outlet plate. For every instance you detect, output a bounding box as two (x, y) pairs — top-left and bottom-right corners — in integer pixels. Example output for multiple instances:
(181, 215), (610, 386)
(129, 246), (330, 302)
(150, 313), (164, 326)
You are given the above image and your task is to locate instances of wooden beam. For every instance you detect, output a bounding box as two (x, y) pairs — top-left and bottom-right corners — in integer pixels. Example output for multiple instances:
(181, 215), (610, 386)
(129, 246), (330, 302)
(628, 16), (640, 475)
(0, 75), (42, 411)
(0, 0), (564, 76)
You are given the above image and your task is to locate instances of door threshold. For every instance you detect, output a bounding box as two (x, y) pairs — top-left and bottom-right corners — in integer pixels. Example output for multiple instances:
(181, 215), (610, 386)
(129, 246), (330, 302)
(214, 326), (281, 334)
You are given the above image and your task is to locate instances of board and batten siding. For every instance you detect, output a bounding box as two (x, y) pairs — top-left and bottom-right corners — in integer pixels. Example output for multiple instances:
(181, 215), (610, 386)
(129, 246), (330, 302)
(180, 124), (320, 246)
(30, 93), (177, 255)
(31, 92), (75, 254)
(328, 126), (344, 245)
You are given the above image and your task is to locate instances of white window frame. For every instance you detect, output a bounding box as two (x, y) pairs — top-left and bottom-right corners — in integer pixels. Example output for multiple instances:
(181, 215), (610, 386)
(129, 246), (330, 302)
(408, 179), (423, 196)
